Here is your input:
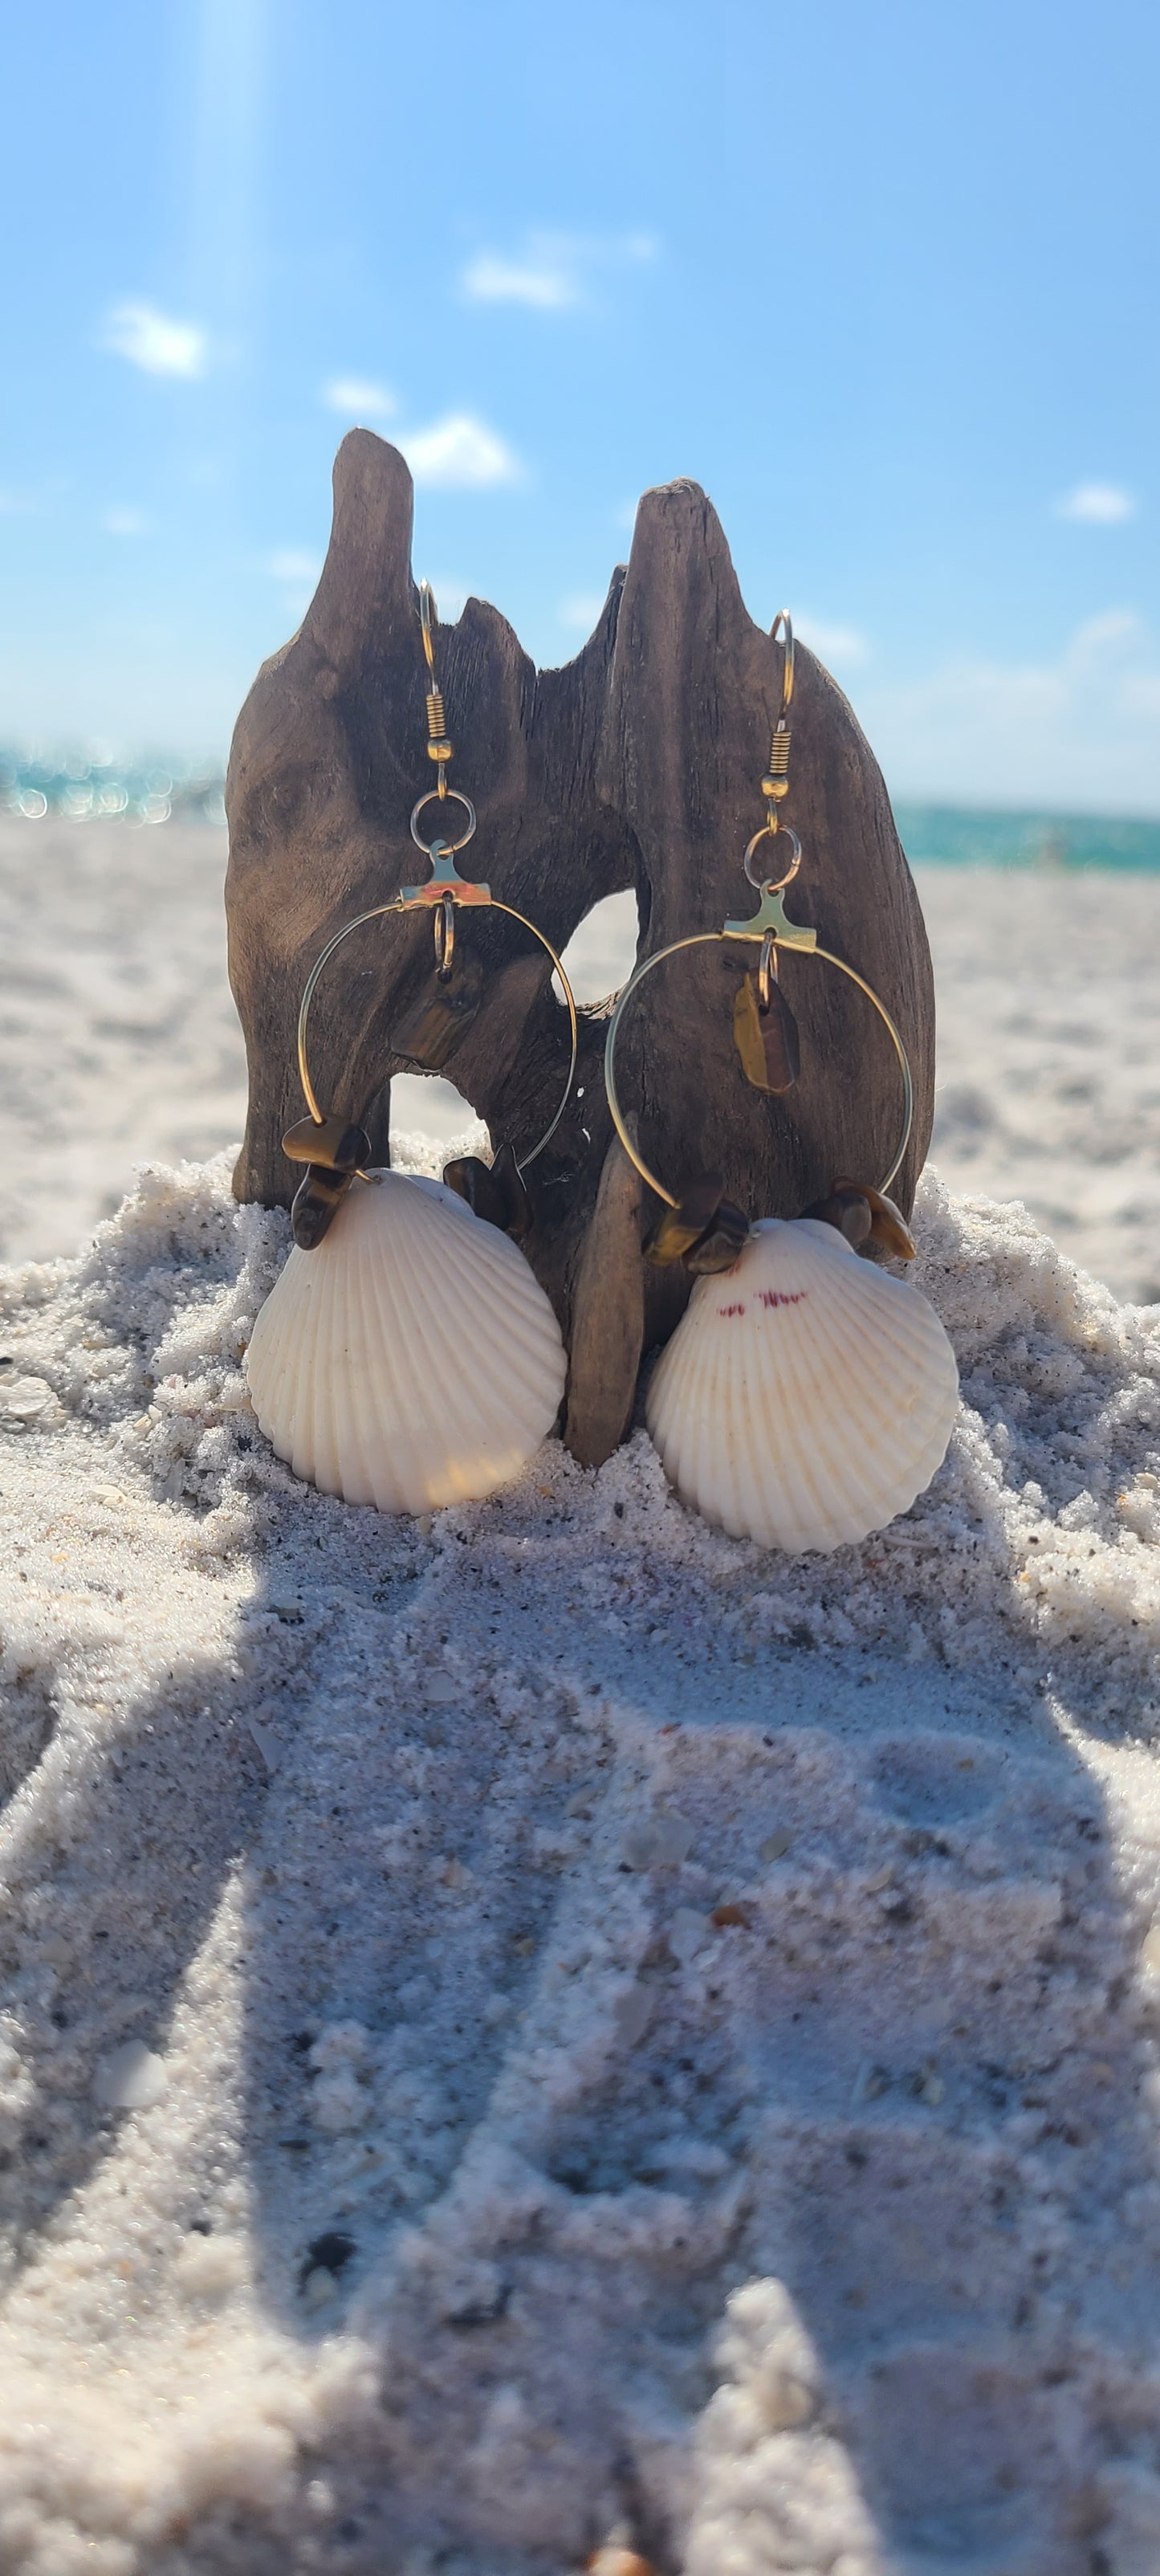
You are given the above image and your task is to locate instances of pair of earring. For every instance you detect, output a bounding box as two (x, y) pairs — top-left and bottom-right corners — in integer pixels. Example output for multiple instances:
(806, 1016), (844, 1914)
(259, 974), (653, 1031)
(245, 600), (959, 1552)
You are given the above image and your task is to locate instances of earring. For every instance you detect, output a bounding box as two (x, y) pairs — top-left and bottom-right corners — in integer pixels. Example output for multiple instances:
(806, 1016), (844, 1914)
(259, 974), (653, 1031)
(245, 586), (575, 1514)
(604, 613), (959, 1555)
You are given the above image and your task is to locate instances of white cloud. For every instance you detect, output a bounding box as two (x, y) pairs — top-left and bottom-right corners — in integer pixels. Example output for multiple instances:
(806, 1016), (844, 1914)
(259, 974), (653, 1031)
(100, 301), (209, 379)
(399, 414), (522, 490)
(1056, 482), (1135, 524)
(462, 251), (578, 312)
(266, 548), (324, 585)
(101, 507), (151, 537)
(460, 230), (658, 313)
(559, 591), (607, 632)
(322, 376), (397, 417)
(795, 615), (869, 668)
(857, 609), (1160, 809)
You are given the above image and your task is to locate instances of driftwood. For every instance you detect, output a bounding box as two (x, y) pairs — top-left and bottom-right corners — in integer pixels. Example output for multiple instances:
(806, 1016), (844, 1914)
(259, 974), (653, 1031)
(226, 430), (934, 1468)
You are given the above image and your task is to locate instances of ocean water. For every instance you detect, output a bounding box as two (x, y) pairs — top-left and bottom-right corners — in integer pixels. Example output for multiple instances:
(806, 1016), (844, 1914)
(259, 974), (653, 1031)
(2, 754), (1158, 869)
(0, 753), (225, 829)
(893, 801), (1160, 872)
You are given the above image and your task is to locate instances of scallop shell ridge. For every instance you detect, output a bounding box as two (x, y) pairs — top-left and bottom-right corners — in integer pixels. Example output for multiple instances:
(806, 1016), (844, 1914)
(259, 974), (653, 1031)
(246, 1170), (566, 1513)
(645, 1216), (959, 1552)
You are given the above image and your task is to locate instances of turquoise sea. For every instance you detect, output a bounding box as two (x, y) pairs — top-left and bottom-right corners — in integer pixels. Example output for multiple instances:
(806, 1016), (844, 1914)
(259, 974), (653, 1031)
(0, 753), (226, 829)
(893, 802), (1160, 872)
(2, 754), (1159, 869)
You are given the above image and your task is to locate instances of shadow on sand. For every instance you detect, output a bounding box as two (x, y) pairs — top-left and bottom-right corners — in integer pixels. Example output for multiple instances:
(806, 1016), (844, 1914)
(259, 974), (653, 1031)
(4, 1455), (1158, 2576)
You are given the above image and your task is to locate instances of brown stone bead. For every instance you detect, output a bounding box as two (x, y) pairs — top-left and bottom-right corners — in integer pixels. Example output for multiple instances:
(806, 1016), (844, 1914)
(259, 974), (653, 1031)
(802, 1185), (874, 1250)
(390, 957), (485, 1070)
(291, 1164), (352, 1249)
(442, 1139), (531, 1239)
(733, 971), (800, 1094)
(682, 1197), (749, 1274)
(832, 1177), (916, 1261)
(804, 1179), (916, 1261)
(643, 1173), (727, 1266)
(282, 1114), (370, 1172)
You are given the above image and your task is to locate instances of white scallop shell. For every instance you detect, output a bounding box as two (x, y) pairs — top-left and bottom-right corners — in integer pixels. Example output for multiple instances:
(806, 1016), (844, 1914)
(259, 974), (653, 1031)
(645, 1217), (959, 1553)
(245, 1171), (566, 1513)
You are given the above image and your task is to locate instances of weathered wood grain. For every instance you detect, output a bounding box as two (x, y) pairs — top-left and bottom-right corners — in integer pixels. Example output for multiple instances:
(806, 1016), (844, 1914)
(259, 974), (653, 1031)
(226, 431), (934, 1467)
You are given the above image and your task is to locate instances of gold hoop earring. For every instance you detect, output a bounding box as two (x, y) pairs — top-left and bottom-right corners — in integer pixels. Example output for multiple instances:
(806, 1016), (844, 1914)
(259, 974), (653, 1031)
(604, 613), (959, 1555)
(244, 586), (575, 1516)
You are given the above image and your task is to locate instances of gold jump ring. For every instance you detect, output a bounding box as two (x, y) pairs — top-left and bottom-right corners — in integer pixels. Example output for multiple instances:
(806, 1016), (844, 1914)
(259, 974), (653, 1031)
(434, 892), (455, 978)
(410, 789), (476, 855)
(744, 821), (801, 892)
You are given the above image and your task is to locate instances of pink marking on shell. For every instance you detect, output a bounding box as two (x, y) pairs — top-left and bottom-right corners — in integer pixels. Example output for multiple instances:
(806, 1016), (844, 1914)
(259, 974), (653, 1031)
(718, 1301), (747, 1318)
(758, 1289), (807, 1309)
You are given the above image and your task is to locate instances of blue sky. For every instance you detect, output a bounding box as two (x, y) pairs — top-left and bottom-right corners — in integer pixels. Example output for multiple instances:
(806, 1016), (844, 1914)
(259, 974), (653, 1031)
(1, 0), (1158, 807)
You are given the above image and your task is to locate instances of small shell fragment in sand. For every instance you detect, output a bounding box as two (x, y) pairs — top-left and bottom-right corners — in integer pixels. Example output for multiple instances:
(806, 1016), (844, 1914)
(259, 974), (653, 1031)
(93, 2040), (167, 2110)
(246, 1717), (282, 1771)
(759, 1828), (792, 1862)
(668, 1907), (713, 1964)
(1, 1373), (58, 1426)
(621, 1811), (694, 1869)
(267, 1590), (303, 1624)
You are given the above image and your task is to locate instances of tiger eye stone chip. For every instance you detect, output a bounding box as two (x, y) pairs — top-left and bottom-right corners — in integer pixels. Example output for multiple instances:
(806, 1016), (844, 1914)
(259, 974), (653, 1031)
(442, 1138), (531, 1239)
(291, 1164), (353, 1249)
(803, 1177), (916, 1261)
(733, 971), (800, 1095)
(644, 1173), (749, 1275)
(283, 1115), (370, 1172)
(644, 1174), (727, 1266)
(682, 1198), (748, 1273)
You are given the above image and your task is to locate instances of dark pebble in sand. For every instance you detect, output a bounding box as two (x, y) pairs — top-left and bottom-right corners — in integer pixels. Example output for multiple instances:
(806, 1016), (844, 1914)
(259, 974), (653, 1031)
(299, 2230), (356, 2291)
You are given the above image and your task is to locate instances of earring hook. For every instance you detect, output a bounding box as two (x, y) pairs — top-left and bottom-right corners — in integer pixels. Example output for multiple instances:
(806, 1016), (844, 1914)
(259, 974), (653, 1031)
(771, 609), (794, 722)
(418, 579), (438, 674)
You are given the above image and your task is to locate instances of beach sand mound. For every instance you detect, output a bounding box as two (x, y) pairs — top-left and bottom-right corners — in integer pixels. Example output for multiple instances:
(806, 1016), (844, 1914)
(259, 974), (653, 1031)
(1, 1151), (1159, 2575)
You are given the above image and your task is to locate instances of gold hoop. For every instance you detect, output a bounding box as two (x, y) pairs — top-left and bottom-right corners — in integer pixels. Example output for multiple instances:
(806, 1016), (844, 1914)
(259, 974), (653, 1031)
(603, 911), (914, 1210)
(296, 894), (580, 1176)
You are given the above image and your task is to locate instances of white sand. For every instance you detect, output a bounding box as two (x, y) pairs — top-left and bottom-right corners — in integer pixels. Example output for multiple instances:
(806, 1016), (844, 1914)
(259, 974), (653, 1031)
(2, 822), (1158, 1302)
(1, 824), (1160, 2572)
(0, 824), (246, 1273)
(920, 868), (1160, 1309)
